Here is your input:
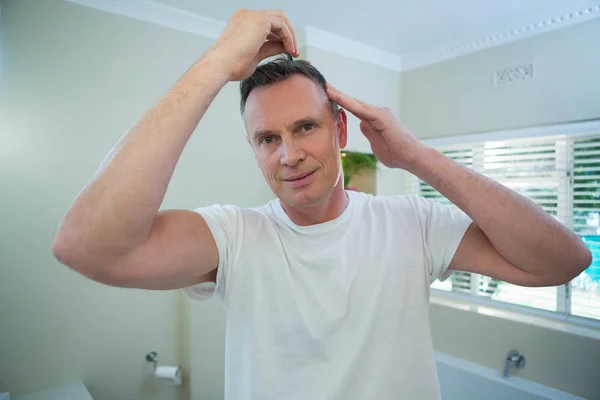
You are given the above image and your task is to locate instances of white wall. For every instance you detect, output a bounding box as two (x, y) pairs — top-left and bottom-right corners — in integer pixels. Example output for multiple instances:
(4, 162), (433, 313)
(400, 18), (600, 400)
(401, 17), (600, 138)
(0, 0), (271, 398)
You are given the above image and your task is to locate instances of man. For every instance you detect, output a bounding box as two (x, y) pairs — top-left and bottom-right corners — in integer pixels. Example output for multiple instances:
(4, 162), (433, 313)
(52, 9), (592, 400)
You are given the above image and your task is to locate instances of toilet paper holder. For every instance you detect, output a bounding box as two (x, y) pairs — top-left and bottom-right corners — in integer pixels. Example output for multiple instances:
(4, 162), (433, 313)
(145, 351), (158, 370)
(145, 351), (182, 385)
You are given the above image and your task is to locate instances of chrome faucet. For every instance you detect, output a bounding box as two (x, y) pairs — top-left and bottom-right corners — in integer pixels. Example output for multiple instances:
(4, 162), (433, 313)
(504, 350), (526, 378)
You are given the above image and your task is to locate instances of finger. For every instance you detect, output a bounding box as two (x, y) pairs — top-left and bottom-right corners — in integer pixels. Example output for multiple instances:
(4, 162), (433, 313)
(267, 11), (298, 56)
(267, 14), (296, 56)
(360, 120), (377, 142)
(277, 13), (298, 57)
(258, 40), (286, 61)
(326, 84), (379, 122)
(266, 33), (281, 41)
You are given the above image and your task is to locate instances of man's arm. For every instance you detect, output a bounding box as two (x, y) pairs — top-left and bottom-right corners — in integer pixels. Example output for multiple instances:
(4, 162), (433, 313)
(408, 147), (592, 287)
(52, 9), (298, 289)
(325, 84), (592, 287)
(52, 56), (228, 270)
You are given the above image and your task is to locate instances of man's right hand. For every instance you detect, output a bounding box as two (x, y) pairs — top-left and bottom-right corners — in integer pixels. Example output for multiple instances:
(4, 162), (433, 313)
(206, 9), (299, 82)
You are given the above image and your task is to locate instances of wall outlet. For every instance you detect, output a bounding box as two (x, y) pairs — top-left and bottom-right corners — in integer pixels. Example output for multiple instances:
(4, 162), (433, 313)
(494, 64), (534, 86)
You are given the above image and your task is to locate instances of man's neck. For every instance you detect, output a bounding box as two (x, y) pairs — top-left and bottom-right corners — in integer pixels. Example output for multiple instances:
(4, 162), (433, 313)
(280, 184), (349, 226)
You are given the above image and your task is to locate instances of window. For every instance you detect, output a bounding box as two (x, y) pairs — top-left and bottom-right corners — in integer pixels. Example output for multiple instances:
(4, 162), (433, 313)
(409, 127), (600, 324)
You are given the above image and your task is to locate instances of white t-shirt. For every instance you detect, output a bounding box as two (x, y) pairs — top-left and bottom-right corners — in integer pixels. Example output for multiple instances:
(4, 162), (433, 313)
(183, 190), (472, 400)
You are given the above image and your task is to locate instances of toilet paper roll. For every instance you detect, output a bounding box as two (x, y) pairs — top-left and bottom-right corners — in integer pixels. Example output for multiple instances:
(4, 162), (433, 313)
(155, 365), (182, 385)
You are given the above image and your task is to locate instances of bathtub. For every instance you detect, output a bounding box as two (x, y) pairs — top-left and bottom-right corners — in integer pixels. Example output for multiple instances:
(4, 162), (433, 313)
(435, 352), (585, 400)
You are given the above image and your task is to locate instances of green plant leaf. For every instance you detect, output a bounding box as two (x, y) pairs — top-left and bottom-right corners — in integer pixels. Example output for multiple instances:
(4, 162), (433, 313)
(341, 151), (378, 188)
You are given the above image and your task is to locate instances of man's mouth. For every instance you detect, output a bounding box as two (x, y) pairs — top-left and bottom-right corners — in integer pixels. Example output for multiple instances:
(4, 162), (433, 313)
(283, 170), (316, 181)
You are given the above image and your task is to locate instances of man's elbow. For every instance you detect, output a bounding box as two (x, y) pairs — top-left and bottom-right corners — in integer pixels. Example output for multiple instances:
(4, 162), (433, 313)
(51, 234), (122, 286)
(51, 234), (74, 267)
(555, 245), (593, 286)
(572, 245), (593, 278)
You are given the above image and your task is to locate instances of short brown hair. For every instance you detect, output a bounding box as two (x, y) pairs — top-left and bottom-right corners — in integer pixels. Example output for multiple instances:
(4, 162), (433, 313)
(239, 54), (338, 118)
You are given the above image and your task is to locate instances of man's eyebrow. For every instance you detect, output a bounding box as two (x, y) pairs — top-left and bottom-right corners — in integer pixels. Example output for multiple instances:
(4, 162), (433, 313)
(252, 117), (322, 139)
(253, 129), (276, 139)
(289, 117), (320, 130)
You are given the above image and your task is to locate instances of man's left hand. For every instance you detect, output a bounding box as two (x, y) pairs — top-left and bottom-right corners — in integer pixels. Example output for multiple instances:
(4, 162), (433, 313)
(326, 83), (426, 171)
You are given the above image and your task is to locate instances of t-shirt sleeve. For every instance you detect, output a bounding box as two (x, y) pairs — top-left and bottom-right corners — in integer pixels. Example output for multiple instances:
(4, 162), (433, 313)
(181, 204), (243, 303)
(411, 195), (473, 284)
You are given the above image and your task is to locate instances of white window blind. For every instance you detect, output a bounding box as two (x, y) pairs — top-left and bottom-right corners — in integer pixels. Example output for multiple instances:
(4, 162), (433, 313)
(412, 132), (600, 323)
(571, 135), (600, 320)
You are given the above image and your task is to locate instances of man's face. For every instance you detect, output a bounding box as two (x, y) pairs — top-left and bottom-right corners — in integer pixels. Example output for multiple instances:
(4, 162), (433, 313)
(244, 74), (348, 208)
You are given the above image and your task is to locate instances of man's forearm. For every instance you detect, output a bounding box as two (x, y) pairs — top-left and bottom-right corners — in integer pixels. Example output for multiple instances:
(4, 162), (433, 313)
(53, 55), (230, 262)
(407, 145), (592, 279)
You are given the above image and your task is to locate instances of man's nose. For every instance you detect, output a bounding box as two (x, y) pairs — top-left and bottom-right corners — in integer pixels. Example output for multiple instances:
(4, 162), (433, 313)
(280, 138), (306, 167)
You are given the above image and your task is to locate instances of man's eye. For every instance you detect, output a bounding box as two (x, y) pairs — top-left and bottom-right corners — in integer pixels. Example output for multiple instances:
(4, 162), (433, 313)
(303, 124), (315, 131)
(261, 136), (274, 144)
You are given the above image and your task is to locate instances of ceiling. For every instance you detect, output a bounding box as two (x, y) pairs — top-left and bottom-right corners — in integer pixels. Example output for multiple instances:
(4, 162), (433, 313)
(151, 0), (600, 57)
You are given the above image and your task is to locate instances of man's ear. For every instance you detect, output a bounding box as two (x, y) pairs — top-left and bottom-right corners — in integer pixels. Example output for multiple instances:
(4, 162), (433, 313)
(336, 109), (348, 149)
